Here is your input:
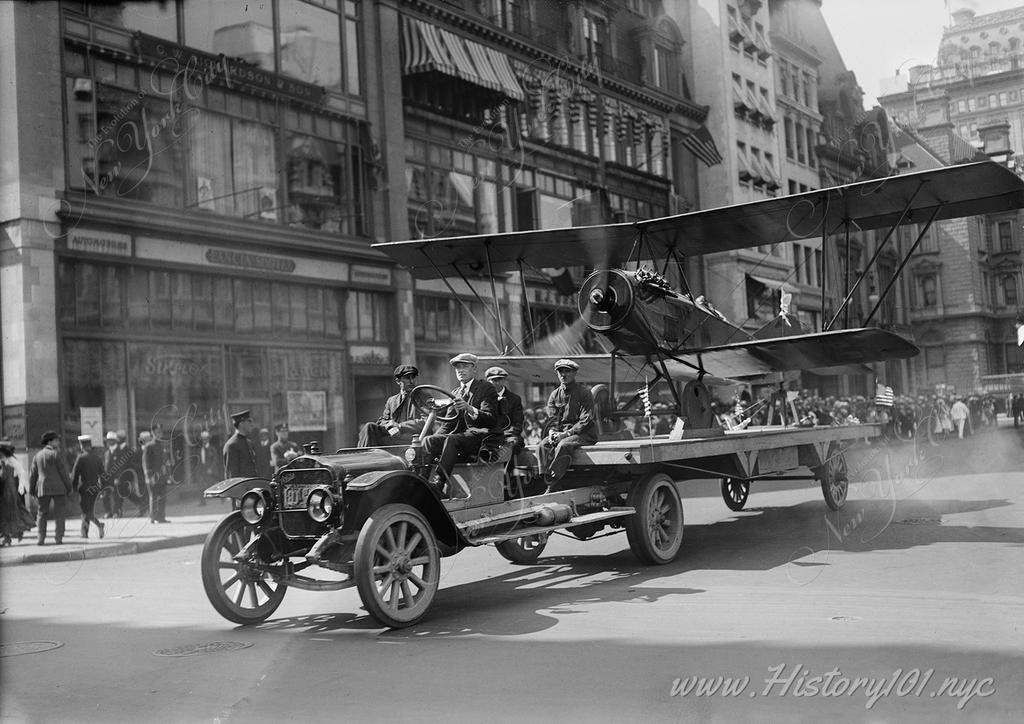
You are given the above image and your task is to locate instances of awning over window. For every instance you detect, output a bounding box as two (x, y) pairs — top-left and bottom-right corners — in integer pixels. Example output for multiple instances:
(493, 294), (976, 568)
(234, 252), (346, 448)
(401, 16), (523, 102)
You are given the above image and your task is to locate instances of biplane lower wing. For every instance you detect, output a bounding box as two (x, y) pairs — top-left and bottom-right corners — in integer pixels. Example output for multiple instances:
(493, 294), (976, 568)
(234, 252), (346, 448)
(681, 328), (919, 372)
(475, 354), (742, 387)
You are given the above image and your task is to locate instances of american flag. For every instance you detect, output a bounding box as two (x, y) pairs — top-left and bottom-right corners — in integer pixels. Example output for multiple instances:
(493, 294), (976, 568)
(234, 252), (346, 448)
(680, 125), (724, 167)
(874, 384), (895, 407)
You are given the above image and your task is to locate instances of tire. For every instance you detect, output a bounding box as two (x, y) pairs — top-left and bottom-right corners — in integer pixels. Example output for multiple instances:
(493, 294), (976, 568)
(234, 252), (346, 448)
(625, 473), (685, 565)
(495, 533), (548, 564)
(818, 443), (849, 511)
(721, 478), (750, 511)
(354, 504), (440, 628)
(201, 512), (287, 625)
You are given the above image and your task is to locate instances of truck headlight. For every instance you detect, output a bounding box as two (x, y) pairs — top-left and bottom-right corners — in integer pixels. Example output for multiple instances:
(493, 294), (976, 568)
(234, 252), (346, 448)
(240, 489), (271, 524)
(306, 487), (334, 522)
(404, 446), (418, 463)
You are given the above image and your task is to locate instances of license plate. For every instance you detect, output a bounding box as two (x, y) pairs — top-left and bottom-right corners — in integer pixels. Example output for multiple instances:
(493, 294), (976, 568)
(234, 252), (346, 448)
(283, 485), (315, 509)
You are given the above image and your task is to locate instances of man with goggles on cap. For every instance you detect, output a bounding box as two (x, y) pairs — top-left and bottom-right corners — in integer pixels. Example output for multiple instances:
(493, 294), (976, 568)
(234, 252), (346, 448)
(357, 364), (428, 448)
(484, 366), (525, 455)
(537, 358), (597, 487)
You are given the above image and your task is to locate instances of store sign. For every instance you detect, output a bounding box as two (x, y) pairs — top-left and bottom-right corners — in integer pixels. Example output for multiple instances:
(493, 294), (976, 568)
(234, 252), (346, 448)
(205, 248), (297, 273)
(287, 390), (327, 431)
(351, 265), (391, 286)
(79, 407), (104, 446)
(67, 230), (132, 257)
(135, 33), (326, 105)
(1, 405), (26, 448)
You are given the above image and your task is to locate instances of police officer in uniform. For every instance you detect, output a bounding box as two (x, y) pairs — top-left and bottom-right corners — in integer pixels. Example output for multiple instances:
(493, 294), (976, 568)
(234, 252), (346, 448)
(223, 409), (258, 479)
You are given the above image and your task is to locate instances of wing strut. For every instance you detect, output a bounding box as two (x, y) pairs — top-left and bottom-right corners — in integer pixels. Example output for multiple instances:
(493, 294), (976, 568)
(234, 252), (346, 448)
(517, 258), (534, 348)
(864, 202), (944, 326)
(483, 241), (506, 351)
(826, 178), (927, 331)
(421, 251), (504, 353)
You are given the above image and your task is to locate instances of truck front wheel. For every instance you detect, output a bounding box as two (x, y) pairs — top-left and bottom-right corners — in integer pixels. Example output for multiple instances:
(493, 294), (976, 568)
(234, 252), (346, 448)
(354, 504), (440, 628)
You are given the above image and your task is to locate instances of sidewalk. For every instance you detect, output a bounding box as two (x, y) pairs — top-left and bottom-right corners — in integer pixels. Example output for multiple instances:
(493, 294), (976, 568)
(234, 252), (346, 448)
(0, 487), (230, 568)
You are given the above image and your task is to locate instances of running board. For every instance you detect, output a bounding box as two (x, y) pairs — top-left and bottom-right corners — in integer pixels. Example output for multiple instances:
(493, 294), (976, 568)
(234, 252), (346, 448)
(469, 507), (635, 545)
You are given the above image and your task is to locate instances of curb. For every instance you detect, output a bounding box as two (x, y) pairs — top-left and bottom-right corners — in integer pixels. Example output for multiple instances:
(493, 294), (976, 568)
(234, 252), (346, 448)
(0, 533), (209, 568)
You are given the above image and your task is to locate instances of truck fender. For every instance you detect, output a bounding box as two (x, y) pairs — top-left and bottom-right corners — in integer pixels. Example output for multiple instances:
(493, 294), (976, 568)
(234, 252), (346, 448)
(345, 470), (463, 551)
(204, 477), (271, 500)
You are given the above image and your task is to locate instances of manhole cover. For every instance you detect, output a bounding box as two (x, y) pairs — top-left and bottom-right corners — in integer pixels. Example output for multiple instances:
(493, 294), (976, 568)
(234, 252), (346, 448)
(896, 518), (941, 525)
(1, 641), (65, 657)
(153, 641), (253, 657)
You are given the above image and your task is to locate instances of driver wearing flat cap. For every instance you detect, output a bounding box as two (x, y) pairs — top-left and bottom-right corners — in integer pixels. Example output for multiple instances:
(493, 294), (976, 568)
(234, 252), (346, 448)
(537, 358), (597, 487)
(357, 364), (428, 448)
(422, 353), (500, 496)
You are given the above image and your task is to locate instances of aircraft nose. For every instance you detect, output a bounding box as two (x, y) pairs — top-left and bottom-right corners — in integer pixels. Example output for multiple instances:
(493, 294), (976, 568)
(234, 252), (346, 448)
(579, 269), (634, 331)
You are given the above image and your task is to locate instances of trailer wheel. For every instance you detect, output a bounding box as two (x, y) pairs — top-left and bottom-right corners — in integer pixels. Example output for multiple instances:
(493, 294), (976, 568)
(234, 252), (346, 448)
(354, 504), (440, 628)
(818, 444), (849, 511)
(721, 478), (750, 511)
(625, 473), (684, 564)
(495, 533), (548, 564)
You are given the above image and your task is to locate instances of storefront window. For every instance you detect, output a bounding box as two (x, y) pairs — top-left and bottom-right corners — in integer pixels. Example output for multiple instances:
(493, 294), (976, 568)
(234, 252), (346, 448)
(268, 348), (346, 448)
(279, 0), (342, 92)
(63, 339), (129, 436)
(346, 290), (394, 343)
(71, 85), (184, 207)
(184, 0), (275, 70)
(89, 1), (179, 41)
(285, 133), (357, 233)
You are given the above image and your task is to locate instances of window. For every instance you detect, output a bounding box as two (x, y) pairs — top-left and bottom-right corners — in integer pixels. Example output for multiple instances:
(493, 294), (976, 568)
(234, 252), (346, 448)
(1004, 274), (1019, 306)
(406, 140), (501, 238)
(925, 345), (945, 382)
(997, 220), (1014, 251)
(784, 117), (794, 159)
(346, 290), (394, 344)
(89, 1), (178, 40)
(582, 12), (606, 64)
(806, 127), (816, 167)
(921, 275), (938, 307)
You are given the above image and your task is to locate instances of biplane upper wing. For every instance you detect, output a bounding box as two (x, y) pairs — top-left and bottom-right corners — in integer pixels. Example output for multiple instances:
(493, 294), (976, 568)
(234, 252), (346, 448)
(373, 162), (1024, 278)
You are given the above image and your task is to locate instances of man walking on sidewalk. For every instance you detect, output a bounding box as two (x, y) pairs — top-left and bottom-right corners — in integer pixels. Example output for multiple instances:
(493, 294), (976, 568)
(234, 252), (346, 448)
(28, 431), (72, 546)
(142, 430), (170, 524)
(71, 435), (105, 539)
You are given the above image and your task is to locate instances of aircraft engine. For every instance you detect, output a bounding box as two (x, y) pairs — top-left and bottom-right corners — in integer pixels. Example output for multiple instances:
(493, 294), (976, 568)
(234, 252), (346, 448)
(579, 268), (743, 354)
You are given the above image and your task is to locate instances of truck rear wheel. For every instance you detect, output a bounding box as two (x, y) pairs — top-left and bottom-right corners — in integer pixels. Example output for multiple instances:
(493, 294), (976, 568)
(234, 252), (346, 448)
(625, 473), (684, 564)
(495, 533), (548, 564)
(354, 504), (440, 628)
(818, 443), (849, 511)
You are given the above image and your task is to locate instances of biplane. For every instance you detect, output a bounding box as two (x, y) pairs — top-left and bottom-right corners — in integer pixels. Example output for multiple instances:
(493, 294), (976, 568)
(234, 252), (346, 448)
(199, 162), (1024, 630)
(373, 161), (1024, 425)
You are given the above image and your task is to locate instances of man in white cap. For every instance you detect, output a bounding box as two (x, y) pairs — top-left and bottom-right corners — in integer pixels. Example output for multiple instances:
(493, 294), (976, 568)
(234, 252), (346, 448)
(71, 434), (105, 539)
(537, 358), (597, 486)
(422, 352), (499, 496)
(485, 366), (525, 455)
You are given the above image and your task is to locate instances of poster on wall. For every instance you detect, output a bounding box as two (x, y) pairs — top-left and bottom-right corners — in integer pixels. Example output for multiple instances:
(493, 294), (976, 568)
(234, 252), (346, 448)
(80, 407), (104, 446)
(287, 391), (327, 431)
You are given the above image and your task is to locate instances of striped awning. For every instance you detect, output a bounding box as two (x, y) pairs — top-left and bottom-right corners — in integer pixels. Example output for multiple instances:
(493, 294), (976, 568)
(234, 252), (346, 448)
(401, 16), (523, 102)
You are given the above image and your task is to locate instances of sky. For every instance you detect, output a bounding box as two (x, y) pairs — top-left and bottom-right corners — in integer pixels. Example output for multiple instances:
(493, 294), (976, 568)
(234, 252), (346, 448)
(820, 0), (1024, 106)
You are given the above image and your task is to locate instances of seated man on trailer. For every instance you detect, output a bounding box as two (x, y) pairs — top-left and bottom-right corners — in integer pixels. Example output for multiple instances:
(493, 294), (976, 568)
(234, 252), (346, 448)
(422, 353), (500, 497)
(537, 358), (598, 488)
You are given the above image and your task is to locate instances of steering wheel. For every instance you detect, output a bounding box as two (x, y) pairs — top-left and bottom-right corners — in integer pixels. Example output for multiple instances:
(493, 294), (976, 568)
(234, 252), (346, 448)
(409, 385), (461, 422)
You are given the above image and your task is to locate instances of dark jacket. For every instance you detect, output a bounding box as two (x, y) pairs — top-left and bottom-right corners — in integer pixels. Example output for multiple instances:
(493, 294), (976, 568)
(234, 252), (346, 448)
(71, 449), (105, 495)
(547, 382), (598, 441)
(223, 431), (258, 478)
(142, 439), (166, 480)
(29, 446), (72, 497)
(437, 378), (500, 436)
(497, 388), (525, 438)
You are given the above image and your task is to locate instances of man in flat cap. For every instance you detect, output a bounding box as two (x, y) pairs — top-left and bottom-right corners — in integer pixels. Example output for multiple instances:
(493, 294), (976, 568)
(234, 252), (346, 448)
(71, 434), (105, 539)
(422, 353), (500, 496)
(357, 364), (428, 448)
(485, 366), (525, 455)
(223, 409), (258, 481)
(537, 358), (597, 486)
(270, 423), (301, 472)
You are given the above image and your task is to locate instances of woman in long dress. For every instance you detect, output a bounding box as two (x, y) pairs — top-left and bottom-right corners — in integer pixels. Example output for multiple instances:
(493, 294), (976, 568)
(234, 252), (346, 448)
(0, 440), (34, 545)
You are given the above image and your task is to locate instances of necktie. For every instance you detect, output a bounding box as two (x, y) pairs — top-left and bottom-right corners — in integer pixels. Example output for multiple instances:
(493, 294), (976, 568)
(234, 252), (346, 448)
(460, 383), (470, 400)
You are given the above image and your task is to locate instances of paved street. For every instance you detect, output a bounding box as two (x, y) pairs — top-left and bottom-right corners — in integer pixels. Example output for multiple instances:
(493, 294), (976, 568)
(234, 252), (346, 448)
(2, 429), (1023, 723)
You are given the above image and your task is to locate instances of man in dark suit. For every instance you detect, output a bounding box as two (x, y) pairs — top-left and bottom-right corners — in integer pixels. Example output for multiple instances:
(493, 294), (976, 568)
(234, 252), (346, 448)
(141, 429), (170, 524)
(537, 358), (598, 487)
(28, 430), (73, 545)
(485, 366), (525, 454)
(358, 364), (427, 447)
(422, 353), (500, 496)
(71, 435), (105, 539)
(223, 409), (258, 479)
